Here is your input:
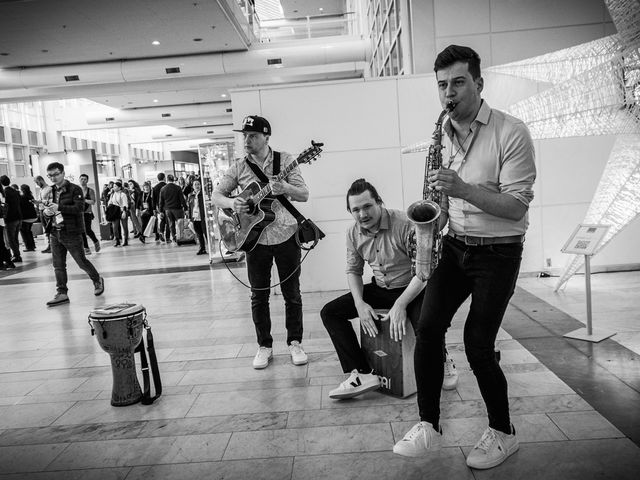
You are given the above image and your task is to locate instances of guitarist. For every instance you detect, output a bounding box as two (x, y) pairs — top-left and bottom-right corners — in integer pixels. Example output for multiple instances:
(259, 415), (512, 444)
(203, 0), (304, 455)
(211, 115), (310, 370)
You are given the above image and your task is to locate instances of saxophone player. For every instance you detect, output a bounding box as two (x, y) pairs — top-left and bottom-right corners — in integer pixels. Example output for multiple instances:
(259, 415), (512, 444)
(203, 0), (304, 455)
(394, 45), (536, 471)
(320, 179), (458, 400)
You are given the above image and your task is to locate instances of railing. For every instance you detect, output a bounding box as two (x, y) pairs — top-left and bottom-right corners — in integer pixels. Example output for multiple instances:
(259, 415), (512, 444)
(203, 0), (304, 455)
(255, 12), (360, 43)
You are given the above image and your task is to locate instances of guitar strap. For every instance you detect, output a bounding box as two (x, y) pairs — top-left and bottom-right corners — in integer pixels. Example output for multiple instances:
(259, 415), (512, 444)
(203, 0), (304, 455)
(245, 152), (306, 223)
(134, 327), (162, 405)
(245, 152), (325, 244)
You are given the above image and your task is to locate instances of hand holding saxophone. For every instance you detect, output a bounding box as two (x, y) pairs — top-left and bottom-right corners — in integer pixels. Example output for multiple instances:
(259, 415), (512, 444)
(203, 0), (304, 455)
(427, 167), (469, 198)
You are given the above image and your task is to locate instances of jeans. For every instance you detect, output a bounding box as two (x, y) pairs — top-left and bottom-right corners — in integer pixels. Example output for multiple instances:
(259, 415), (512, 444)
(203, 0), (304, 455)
(0, 225), (12, 265)
(82, 213), (99, 248)
(416, 236), (523, 434)
(4, 219), (21, 258)
(19, 220), (36, 250)
(111, 215), (129, 243)
(193, 219), (206, 252)
(321, 280), (426, 373)
(51, 230), (101, 294)
(165, 208), (184, 241)
(245, 234), (302, 347)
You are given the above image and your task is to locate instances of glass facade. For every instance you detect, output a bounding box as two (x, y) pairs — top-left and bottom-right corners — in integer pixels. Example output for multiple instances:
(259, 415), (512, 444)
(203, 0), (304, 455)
(367, 0), (403, 77)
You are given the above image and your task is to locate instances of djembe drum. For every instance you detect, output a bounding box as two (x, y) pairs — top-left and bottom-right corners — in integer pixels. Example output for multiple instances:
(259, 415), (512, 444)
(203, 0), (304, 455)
(89, 303), (146, 406)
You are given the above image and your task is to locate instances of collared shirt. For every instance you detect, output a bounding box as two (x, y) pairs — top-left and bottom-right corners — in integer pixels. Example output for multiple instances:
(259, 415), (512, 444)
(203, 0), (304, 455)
(346, 208), (413, 289)
(108, 191), (129, 209)
(443, 100), (536, 237)
(215, 148), (308, 246)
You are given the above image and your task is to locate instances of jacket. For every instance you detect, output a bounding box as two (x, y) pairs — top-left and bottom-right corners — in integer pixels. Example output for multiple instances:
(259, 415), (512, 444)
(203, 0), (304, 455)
(2, 186), (22, 222)
(50, 180), (85, 234)
(188, 191), (205, 221)
(159, 183), (187, 211)
(151, 181), (166, 213)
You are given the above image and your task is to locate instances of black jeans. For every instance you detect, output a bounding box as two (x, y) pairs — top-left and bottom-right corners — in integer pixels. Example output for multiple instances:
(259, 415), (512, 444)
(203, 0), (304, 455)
(245, 234), (302, 347)
(165, 208), (184, 241)
(50, 230), (101, 294)
(111, 216), (129, 243)
(193, 219), (206, 251)
(82, 213), (98, 248)
(321, 280), (426, 373)
(4, 219), (21, 258)
(19, 220), (36, 250)
(416, 236), (523, 434)
(0, 225), (12, 265)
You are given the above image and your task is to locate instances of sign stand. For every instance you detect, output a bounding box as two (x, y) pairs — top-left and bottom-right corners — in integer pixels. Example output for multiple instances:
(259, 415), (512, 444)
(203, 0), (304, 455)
(561, 224), (615, 343)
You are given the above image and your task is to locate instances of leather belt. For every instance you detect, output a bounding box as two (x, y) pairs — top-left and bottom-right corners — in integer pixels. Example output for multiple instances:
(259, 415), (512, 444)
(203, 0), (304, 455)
(447, 232), (524, 246)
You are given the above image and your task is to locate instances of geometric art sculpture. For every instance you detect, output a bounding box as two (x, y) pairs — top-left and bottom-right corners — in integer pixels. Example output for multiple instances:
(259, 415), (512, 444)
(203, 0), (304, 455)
(486, 0), (640, 289)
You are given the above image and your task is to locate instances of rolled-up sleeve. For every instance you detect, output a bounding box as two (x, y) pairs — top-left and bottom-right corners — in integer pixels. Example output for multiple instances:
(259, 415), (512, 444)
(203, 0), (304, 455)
(345, 229), (364, 276)
(500, 121), (536, 206)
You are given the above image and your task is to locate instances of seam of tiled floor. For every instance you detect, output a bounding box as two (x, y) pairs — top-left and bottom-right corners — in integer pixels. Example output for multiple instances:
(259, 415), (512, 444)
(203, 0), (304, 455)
(506, 287), (640, 447)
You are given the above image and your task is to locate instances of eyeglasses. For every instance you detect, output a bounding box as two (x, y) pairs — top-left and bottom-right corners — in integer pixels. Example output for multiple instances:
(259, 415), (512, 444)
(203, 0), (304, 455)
(47, 172), (63, 179)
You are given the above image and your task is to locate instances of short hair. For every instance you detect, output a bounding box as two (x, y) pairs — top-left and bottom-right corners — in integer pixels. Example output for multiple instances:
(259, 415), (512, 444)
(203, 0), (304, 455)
(79, 173), (89, 180)
(434, 45), (481, 79)
(157, 172), (166, 181)
(35, 175), (45, 183)
(167, 174), (175, 182)
(114, 181), (123, 188)
(346, 178), (383, 211)
(0, 175), (9, 187)
(46, 161), (65, 173)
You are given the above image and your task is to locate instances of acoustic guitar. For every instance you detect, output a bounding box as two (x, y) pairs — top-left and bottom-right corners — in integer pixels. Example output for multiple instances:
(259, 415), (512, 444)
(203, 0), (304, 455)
(216, 140), (323, 252)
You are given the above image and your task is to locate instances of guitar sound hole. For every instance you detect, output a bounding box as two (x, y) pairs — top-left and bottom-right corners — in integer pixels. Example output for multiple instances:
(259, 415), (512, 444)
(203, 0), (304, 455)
(246, 198), (256, 214)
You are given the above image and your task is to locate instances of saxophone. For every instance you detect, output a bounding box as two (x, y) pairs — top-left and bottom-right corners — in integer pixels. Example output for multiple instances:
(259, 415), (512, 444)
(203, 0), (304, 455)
(407, 102), (454, 281)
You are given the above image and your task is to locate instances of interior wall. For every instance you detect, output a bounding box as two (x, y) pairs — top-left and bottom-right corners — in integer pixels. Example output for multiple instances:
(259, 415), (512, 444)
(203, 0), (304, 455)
(231, 71), (640, 292)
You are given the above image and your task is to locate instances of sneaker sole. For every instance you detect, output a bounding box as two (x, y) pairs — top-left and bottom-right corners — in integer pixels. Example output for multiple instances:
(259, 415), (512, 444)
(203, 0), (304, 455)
(329, 382), (380, 400)
(47, 300), (70, 307)
(393, 441), (442, 457)
(442, 379), (458, 390)
(466, 442), (519, 469)
(291, 357), (308, 366)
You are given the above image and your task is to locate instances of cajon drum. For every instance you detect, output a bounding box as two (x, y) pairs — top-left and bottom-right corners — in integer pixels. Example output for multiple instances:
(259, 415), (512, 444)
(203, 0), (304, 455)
(360, 309), (416, 398)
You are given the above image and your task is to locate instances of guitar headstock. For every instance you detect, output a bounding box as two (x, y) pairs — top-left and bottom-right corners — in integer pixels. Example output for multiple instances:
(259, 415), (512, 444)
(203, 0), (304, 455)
(296, 140), (324, 165)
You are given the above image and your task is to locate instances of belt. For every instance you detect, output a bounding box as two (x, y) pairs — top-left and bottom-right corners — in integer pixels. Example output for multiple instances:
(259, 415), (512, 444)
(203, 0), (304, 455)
(447, 232), (524, 246)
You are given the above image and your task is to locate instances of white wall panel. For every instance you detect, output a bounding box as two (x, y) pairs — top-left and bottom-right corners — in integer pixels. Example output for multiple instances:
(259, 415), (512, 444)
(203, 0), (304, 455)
(490, 0), (607, 32)
(434, 0), (491, 37)
(537, 136), (614, 206)
(491, 24), (611, 65)
(259, 80), (400, 153)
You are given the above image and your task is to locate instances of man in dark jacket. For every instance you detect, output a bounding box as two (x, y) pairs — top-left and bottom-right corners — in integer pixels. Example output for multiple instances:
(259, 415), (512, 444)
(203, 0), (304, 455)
(151, 172), (167, 242)
(158, 174), (187, 245)
(43, 162), (104, 306)
(0, 175), (23, 262)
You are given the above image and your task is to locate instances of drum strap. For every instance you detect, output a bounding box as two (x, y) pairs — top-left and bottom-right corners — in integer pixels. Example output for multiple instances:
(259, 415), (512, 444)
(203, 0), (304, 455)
(136, 327), (162, 404)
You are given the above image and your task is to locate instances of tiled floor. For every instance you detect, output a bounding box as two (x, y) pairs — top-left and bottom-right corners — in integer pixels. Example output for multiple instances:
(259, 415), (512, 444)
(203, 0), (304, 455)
(0, 239), (639, 479)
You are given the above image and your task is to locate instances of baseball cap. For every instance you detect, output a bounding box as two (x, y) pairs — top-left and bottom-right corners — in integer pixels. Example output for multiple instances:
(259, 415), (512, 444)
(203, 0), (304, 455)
(233, 115), (272, 135)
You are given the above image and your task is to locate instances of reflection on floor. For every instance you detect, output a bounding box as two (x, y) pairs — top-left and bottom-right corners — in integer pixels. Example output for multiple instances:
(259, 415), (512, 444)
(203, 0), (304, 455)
(0, 240), (639, 479)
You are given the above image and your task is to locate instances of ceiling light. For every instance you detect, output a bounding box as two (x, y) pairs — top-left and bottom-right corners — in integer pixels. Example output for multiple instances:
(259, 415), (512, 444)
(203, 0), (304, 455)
(152, 40), (160, 46)
(319, 7), (323, 11)
(193, 38), (203, 42)
(203, 122), (207, 125)
(153, 99), (159, 103)
(221, 93), (227, 98)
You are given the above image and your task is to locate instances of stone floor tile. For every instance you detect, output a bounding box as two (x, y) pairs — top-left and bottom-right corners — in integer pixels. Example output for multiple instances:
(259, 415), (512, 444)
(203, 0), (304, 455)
(548, 410), (624, 440)
(125, 458), (293, 480)
(0, 444), (68, 474)
(0, 402), (75, 429)
(223, 424), (393, 459)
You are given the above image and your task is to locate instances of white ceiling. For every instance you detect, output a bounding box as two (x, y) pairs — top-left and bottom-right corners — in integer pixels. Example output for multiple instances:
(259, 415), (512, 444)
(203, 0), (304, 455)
(0, 0), (360, 143)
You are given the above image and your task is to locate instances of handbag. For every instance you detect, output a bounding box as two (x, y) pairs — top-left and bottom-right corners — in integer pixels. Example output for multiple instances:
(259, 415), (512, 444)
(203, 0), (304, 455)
(143, 215), (157, 237)
(245, 152), (325, 248)
(105, 204), (121, 222)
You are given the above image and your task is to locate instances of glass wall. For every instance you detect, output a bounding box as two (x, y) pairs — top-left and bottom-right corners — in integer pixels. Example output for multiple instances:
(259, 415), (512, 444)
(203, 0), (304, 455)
(367, 0), (403, 77)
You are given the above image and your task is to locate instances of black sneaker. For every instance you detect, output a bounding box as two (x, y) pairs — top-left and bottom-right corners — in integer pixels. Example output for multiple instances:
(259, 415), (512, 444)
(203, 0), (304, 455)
(41, 246), (51, 254)
(94, 277), (104, 296)
(11, 257), (22, 263)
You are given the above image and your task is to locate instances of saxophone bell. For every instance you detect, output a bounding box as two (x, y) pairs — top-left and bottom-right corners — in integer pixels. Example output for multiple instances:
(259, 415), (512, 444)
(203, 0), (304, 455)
(407, 200), (441, 281)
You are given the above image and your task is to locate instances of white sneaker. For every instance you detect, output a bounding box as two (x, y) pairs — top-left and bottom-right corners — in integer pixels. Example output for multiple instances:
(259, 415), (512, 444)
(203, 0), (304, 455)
(466, 426), (519, 469)
(288, 341), (308, 366)
(393, 421), (442, 457)
(442, 351), (458, 390)
(252, 346), (273, 369)
(328, 370), (380, 399)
